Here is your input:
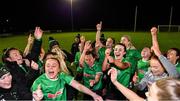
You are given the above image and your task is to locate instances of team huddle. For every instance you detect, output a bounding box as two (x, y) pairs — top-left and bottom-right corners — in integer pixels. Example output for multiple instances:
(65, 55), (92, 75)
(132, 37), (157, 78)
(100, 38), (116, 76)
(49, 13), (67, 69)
(0, 22), (180, 101)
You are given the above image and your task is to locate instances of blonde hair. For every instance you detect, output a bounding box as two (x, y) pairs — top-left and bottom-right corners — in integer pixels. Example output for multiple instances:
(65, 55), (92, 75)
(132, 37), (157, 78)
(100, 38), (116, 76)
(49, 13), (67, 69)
(156, 77), (180, 101)
(23, 34), (35, 57)
(121, 35), (135, 50)
(51, 46), (70, 74)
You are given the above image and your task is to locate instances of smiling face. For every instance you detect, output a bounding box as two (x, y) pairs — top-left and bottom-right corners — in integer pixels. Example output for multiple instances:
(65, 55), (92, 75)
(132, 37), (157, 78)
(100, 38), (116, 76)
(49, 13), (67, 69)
(114, 44), (126, 60)
(150, 57), (165, 76)
(167, 49), (179, 64)
(45, 58), (60, 79)
(120, 36), (129, 47)
(8, 49), (23, 65)
(141, 47), (151, 59)
(0, 73), (12, 89)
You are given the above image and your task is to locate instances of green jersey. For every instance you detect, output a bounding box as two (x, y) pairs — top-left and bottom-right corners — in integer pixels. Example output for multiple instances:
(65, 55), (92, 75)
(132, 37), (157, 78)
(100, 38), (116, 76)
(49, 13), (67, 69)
(126, 49), (141, 60)
(74, 52), (81, 66)
(176, 62), (180, 74)
(98, 47), (106, 64)
(98, 47), (114, 64)
(83, 61), (103, 91)
(126, 49), (141, 75)
(31, 72), (74, 100)
(137, 59), (150, 82)
(111, 58), (131, 87)
(74, 52), (83, 73)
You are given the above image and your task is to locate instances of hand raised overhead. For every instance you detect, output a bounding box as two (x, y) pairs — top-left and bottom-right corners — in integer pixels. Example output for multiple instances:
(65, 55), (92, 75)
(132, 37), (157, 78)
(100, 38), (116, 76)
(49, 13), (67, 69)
(150, 27), (158, 36)
(96, 21), (102, 31)
(34, 27), (43, 40)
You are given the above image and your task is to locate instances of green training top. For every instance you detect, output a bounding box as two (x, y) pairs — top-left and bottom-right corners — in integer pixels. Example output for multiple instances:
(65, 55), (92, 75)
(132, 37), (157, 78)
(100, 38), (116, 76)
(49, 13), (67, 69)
(137, 59), (150, 82)
(98, 47), (114, 64)
(74, 52), (83, 73)
(31, 72), (73, 100)
(98, 47), (106, 64)
(111, 58), (131, 87)
(126, 49), (141, 75)
(83, 61), (103, 91)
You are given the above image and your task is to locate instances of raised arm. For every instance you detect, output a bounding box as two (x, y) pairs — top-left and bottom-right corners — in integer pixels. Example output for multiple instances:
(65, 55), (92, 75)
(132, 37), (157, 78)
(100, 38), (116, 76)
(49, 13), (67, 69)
(26, 27), (43, 62)
(108, 68), (144, 101)
(79, 41), (91, 67)
(34, 27), (43, 40)
(151, 46), (178, 77)
(95, 21), (102, 48)
(150, 27), (178, 78)
(150, 27), (159, 48)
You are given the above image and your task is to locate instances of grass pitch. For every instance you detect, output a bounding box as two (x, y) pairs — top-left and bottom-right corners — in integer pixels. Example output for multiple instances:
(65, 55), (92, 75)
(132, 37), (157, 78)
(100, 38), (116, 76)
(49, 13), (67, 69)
(0, 31), (180, 61)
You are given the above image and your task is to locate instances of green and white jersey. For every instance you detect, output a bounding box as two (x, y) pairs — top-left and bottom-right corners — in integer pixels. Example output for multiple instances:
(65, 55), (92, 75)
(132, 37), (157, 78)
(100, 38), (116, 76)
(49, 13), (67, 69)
(137, 59), (150, 82)
(111, 58), (131, 87)
(83, 61), (103, 91)
(31, 72), (74, 100)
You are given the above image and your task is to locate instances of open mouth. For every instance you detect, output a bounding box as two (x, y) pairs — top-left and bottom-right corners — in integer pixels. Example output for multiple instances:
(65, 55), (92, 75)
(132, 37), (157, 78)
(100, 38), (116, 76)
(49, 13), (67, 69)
(115, 54), (120, 57)
(47, 71), (58, 79)
(48, 71), (55, 76)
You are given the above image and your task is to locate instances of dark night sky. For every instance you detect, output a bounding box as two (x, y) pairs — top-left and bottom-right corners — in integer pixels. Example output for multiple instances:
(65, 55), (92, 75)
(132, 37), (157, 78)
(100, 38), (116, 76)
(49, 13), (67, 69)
(0, 0), (179, 32)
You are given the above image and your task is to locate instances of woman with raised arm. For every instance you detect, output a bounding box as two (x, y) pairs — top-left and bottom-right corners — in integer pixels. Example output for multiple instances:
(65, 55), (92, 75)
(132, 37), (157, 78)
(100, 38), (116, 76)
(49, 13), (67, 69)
(2, 27), (43, 100)
(108, 67), (180, 101)
(31, 57), (103, 101)
(150, 27), (179, 78)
